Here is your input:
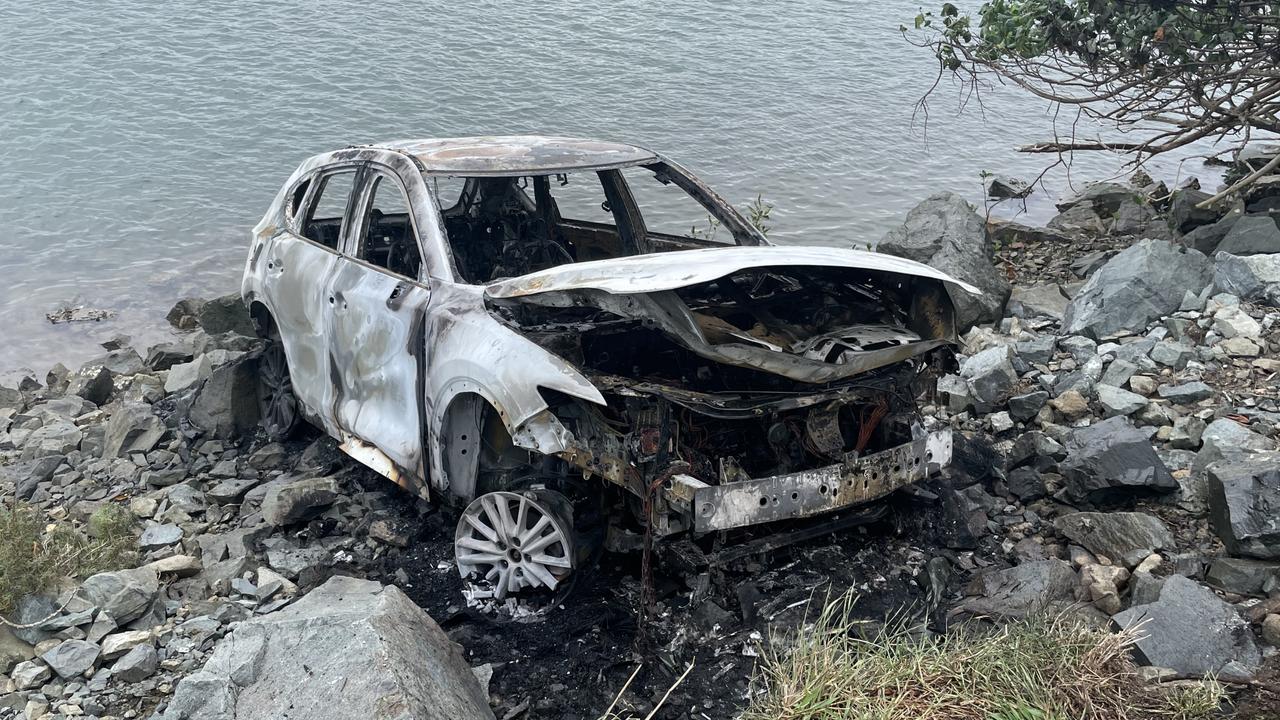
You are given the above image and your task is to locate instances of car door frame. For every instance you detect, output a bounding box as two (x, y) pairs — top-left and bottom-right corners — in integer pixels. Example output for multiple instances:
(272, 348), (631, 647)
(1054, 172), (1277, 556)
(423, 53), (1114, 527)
(325, 156), (434, 497)
(260, 162), (365, 437)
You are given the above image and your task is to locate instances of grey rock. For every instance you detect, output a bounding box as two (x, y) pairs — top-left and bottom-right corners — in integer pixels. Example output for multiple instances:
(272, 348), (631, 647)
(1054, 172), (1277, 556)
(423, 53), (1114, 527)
(1157, 381), (1213, 404)
(1113, 575), (1260, 678)
(1057, 181), (1141, 216)
(1182, 208), (1242, 256)
(1008, 283), (1069, 321)
(1195, 418), (1274, 476)
(1168, 187), (1221, 233)
(188, 356), (260, 441)
(986, 175), (1030, 199)
(197, 293), (256, 336)
(1217, 215), (1280, 256)
(1007, 391), (1049, 422)
(0, 628), (33, 675)
(1048, 203), (1106, 235)
(101, 402), (165, 459)
(877, 192), (1010, 329)
(1060, 417), (1177, 505)
(1169, 416), (1207, 451)
(77, 567), (159, 625)
(1006, 467), (1046, 501)
(1206, 453), (1280, 559)
(10, 659), (51, 690)
(957, 560), (1077, 618)
(1014, 335), (1056, 365)
(139, 523), (183, 550)
(261, 477), (342, 527)
(4, 455), (63, 501)
(1150, 341), (1193, 369)
(167, 483), (207, 514)
(165, 576), (495, 720)
(265, 547), (330, 580)
(1213, 252), (1280, 304)
(207, 477), (263, 504)
(1095, 384), (1148, 417)
(959, 345), (1017, 411)
(9, 595), (59, 645)
(110, 643), (158, 682)
(1062, 240), (1212, 339)
(40, 639), (100, 679)
(164, 356), (213, 394)
(1205, 557), (1280, 596)
(1055, 512), (1175, 568)
(167, 297), (206, 330)
(100, 629), (152, 659)
(1100, 359), (1138, 388)
(1129, 571), (1165, 606)
(164, 671), (237, 720)
(145, 341), (195, 371)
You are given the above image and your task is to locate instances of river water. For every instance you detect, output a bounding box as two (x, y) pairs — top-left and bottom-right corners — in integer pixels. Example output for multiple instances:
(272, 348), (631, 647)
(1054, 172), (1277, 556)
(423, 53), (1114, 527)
(0, 0), (1221, 378)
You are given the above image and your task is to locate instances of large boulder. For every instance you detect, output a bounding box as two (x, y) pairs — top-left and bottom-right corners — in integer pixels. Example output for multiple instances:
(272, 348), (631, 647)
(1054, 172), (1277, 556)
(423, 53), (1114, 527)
(261, 477), (342, 527)
(1059, 417), (1177, 505)
(877, 192), (1010, 330)
(102, 402), (166, 459)
(954, 560), (1077, 619)
(958, 345), (1017, 411)
(1114, 575), (1261, 679)
(188, 356), (260, 440)
(1216, 215), (1280, 256)
(1054, 512), (1174, 568)
(1062, 240), (1212, 339)
(77, 567), (159, 625)
(1206, 452), (1280, 559)
(197, 294), (257, 336)
(1213, 252), (1280, 305)
(162, 577), (494, 720)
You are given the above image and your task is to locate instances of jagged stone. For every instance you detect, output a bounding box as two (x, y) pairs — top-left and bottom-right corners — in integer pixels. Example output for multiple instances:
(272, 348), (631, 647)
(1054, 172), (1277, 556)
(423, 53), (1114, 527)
(1054, 512), (1175, 568)
(1062, 240), (1212, 339)
(40, 639), (100, 679)
(261, 477), (342, 527)
(111, 643), (159, 682)
(1059, 417), (1176, 505)
(1206, 453), (1280, 559)
(1213, 252), (1280, 305)
(77, 567), (159, 625)
(878, 192), (1010, 329)
(1008, 283), (1069, 321)
(197, 293), (256, 336)
(161, 577), (494, 720)
(1205, 558), (1280, 596)
(1095, 384), (1148, 417)
(1156, 381), (1213, 404)
(101, 402), (165, 459)
(1216, 214), (1280, 256)
(956, 560), (1077, 618)
(188, 356), (260, 440)
(1114, 575), (1261, 678)
(959, 345), (1017, 411)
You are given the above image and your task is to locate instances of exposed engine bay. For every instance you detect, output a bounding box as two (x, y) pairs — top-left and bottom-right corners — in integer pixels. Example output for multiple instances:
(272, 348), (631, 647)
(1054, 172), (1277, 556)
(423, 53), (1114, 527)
(487, 263), (957, 535)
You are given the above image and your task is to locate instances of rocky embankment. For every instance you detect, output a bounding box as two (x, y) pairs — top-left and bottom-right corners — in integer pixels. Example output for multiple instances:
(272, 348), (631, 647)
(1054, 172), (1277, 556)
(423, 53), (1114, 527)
(1, 157), (1279, 719)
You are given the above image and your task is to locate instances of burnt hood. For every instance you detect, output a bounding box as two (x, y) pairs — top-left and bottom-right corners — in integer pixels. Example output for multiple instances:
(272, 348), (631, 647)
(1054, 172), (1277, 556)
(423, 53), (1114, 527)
(484, 245), (982, 299)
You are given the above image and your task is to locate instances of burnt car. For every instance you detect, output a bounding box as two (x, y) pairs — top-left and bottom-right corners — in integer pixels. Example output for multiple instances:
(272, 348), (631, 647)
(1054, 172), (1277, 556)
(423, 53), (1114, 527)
(241, 136), (979, 614)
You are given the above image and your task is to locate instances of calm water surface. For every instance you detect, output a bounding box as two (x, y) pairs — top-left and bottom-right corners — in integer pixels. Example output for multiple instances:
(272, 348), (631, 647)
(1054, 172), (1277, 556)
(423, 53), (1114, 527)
(0, 0), (1221, 378)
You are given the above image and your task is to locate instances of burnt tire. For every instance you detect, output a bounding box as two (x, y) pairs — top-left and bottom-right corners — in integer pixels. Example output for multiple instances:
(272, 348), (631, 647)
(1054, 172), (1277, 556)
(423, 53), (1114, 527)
(256, 340), (300, 441)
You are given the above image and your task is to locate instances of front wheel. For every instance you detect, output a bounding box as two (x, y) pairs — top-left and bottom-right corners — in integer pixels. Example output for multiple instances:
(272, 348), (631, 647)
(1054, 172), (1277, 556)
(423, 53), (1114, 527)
(455, 489), (578, 620)
(256, 340), (300, 441)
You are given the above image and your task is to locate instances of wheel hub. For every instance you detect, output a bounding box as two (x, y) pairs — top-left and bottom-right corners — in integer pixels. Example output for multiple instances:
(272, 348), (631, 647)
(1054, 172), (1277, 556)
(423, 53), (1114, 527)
(455, 490), (575, 605)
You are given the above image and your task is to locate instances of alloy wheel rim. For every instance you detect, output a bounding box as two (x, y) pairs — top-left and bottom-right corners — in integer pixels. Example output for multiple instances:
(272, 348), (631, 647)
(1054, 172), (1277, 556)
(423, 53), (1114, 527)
(455, 490), (575, 602)
(258, 344), (297, 435)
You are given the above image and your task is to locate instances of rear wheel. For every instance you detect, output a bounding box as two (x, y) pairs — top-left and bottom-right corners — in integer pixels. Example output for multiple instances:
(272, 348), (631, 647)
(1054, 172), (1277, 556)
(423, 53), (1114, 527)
(256, 341), (300, 440)
(455, 489), (577, 620)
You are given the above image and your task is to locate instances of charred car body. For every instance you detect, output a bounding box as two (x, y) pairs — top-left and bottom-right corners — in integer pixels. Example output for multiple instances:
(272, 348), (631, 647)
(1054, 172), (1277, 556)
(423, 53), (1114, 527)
(241, 136), (979, 613)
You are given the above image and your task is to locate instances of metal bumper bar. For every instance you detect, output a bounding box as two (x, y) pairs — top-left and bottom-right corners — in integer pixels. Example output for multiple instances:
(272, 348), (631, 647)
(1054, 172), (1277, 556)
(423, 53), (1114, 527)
(689, 430), (953, 532)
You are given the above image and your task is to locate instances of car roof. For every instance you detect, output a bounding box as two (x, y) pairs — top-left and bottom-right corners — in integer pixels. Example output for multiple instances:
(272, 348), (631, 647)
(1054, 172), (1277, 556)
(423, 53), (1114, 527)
(371, 135), (659, 176)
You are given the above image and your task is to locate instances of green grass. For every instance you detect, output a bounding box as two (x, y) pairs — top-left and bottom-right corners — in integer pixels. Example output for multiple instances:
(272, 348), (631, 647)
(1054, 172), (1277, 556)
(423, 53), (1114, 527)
(0, 501), (137, 615)
(742, 593), (1223, 720)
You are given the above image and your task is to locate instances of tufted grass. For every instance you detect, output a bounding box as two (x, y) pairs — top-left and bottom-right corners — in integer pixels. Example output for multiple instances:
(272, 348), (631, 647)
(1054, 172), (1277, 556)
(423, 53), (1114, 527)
(742, 592), (1223, 720)
(0, 501), (136, 614)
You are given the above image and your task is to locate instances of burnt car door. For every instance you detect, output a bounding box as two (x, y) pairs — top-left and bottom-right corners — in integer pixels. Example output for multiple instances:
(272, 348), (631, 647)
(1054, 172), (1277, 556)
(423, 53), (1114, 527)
(325, 163), (431, 486)
(261, 165), (361, 430)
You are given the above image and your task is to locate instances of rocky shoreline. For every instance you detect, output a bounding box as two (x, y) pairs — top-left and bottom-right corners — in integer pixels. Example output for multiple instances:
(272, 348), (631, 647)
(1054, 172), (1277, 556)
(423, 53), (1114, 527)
(2, 163), (1280, 719)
